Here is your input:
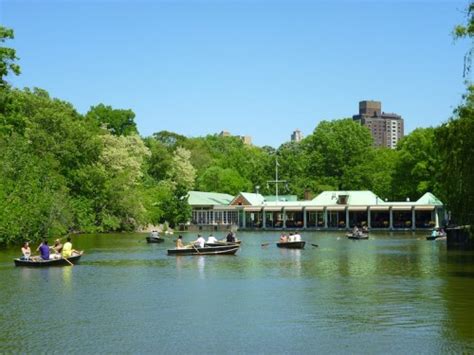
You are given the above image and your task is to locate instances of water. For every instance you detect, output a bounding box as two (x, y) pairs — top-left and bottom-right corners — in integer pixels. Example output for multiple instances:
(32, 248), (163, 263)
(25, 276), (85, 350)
(0, 231), (473, 354)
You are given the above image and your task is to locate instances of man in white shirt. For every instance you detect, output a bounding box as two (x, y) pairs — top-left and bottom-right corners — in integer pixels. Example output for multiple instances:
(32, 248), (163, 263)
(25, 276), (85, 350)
(293, 232), (301, 241)
(207, 234), (218, 243)
(288, 233), (295, 242)
(194, 235), (206, 248)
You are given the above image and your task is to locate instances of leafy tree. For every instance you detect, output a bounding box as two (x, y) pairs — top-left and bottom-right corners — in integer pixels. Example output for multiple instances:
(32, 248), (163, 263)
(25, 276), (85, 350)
(0, 26), (20, 88)
(86, 103), (138, 136)
(197, 166), (252, 195)
(391, 128), (439, 200)
(453, 2), (474, 76)
(303, 119), (374, 191)
(436, 87), (474, 225)
(167, 146), (196, 191)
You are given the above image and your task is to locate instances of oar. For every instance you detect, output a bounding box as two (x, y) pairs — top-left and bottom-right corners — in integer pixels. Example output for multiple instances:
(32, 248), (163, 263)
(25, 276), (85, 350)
(311, 244), (319, 248)
(192, 244), (201, 254)
(261, 242), (272, 247)
(63, 256), (74, 267)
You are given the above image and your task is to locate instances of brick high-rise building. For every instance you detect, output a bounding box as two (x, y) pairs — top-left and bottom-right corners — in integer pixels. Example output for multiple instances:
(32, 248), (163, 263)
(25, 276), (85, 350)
(352, 100), (404, 149)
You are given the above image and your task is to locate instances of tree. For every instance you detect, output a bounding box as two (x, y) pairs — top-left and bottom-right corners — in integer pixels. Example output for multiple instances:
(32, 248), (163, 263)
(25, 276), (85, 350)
(453, 2), (474, 76)
(197, 166), (252, 195)
(0, 26), (20, 88)
(391, 128), (439, 200)
(436, 87), (474, 225)
(167, 146), (196, 191)
(86, 104), (138, 136)
(303, 119), (374, 191)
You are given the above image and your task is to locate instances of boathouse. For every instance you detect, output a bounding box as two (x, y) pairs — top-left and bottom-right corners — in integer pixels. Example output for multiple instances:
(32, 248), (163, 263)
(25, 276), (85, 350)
(187, 190), (445, 231)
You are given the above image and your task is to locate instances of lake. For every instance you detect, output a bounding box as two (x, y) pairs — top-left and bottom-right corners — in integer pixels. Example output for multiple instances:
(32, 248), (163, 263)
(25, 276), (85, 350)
(0, 231), (473, 353)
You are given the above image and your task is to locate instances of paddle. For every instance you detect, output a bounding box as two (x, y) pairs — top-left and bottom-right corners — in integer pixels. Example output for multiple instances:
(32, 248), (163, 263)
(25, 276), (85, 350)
(311, 244), (319, 248)
(261, 242), (271, 247)
(63, 256), (74, 267)
(191, 243), (201, 254)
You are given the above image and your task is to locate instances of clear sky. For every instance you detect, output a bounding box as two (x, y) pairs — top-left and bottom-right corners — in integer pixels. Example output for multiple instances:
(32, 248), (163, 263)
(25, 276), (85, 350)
(1, 0), (471, 147)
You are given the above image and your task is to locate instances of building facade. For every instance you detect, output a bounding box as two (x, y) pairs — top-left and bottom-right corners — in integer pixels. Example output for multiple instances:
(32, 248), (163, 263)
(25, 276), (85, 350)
(187, 190), (445, 232)
(353, 100), (404, 149)
(291, 129), (303, 143)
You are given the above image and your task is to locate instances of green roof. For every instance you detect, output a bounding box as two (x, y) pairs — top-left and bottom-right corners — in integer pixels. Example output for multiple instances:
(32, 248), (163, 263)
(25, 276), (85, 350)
(264, 195), (298, 202)
(312, 191), (381, 205)
(188, 191), (234, 206)
(416, 192), (443, 205)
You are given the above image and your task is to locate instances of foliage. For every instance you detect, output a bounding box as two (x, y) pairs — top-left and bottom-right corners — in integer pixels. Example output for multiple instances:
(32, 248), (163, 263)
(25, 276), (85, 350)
(453, 2), (474, 77)
(0, 26), (20, 88)
(436, 86), (474, 225)
(391, 128), (439, 200)
(303, 119), (374, 191)
(86, 103), (138, 136)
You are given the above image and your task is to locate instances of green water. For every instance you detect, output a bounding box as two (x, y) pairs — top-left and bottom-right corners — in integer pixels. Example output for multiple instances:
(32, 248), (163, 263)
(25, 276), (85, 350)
(0, 231), (473, 353)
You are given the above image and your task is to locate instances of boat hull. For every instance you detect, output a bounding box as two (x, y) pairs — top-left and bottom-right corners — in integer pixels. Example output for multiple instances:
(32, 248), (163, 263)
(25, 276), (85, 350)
(205, 240), (241, 247)
(276, 241), (306, 249)
(347, 234), (369, 240)
(14, 254), (82, 267)
(146, 237), (164, 243)
(168, 245), (239, 256)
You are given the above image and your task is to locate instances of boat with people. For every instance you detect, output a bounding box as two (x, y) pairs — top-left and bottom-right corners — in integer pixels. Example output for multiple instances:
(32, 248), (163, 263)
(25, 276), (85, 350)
(347, 233), (369, 240)
(205, 239), (242, 247)
(14, 251), (83, 267)
(426, 228), (446, 241)
(146, 231), (164, 243)
(276, 241), (306, 249)
(167, 244), (240, 256)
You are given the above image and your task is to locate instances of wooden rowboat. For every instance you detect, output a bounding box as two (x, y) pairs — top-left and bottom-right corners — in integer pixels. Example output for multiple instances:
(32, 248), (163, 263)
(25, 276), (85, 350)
(347, 233), (369, 240)
(205, 240), (242, 247)
(276, 241), (306, 249)
(167, 245), (240, 256)
(146, 236), (164, 243)
(14, 253), (83, 267)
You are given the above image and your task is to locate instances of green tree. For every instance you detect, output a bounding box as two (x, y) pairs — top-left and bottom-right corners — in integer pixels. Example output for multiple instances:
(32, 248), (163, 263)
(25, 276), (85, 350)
(0, 26), (20, 88)
(197, 166), (252, 195)
(303, 118), (374, 191)
(86, 103), (138, 136)
(436, 87), (474, 225)
(391, 128), (438, 200)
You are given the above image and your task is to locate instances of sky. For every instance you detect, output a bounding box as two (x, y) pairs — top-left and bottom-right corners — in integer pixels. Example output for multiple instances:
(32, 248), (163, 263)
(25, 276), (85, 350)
(0, 0), (471, 147)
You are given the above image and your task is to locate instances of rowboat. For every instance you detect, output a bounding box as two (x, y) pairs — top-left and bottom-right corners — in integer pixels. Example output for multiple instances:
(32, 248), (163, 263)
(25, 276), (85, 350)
(167, 245), (240, 256)
(205, 240), (242, 247)
(146, 236), (164, 243)
(276, 241), (306, 249)
(14, 253), (83, 267)
(347, 233), (369, 240)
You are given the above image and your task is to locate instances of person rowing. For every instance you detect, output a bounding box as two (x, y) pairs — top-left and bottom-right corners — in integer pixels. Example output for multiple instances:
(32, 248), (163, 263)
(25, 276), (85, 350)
(176, 235), (185, 249)
(193, 234), (206, 248)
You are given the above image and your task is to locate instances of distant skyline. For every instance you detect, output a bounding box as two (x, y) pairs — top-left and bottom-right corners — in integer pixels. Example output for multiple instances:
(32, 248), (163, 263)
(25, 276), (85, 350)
(1, 0), (471, 147)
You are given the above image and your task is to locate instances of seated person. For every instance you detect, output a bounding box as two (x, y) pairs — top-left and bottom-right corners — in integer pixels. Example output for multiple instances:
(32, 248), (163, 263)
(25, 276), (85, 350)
(207, 234), (218, 243)
(288, 233), (295, 242)
(293, 232), (301, 241)
(21, 242), (31, 260)
(62, 237), (79, 258)
(150, 230), (159, 239)
(51, 239), (63, 258)
(194, 235), (206, 248)
(176, 235), (185, 249)
(226, 232), (236, 243)
(37, 240), (50, 261)
(279, 234), (288, 242)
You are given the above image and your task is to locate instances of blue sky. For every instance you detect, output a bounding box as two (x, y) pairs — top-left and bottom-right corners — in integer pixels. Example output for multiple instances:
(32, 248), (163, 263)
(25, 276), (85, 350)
(1, 0), (471, 146)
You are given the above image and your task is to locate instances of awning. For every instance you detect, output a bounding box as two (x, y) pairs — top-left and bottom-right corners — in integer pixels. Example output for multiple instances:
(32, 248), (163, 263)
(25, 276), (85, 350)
(262, 206), (283, 212)
(243, 207), (263, 212)
(348, 206), (368, 211)
(326, 206), (346, 211)
(369, 206), (390, 211)
(283, 206), (304, 212)
(305, 206), (324, 211)
(414, 205), (435, 211)
(391, 206), (413, 211)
